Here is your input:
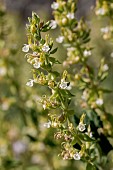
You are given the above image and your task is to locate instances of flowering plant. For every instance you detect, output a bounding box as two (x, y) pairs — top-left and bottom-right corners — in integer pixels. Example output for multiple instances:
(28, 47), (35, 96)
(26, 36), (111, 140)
(0, 2), (61, 170)
(23, 0), (113, 170)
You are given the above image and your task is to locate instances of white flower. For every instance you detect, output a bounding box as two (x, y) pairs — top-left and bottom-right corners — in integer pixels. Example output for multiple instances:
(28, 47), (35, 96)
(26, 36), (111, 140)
(67, 47), (75, 57)
(62, 18), (67, 25)
(0, 67), (7, 76)
(81, 90), (89, 101)
(83, 50), (91, 57)
(96, 8), (106, 15)
(50, 20), (57, 29)
(66, 84), (72, 90)
(67, 13), (75, 19)
(102, 64), (109, 72)
(43, 120), (51, 128)
(100, 27), (109, 33)
(42, 44), (50, 52)
(53, 122), (57, 127)
(33, 62), (41, 69)
(33, 52), (38, 56)
(73, 152), (81, 160)
(1, 101), (9, 111)
(26, 79), (34, 87)
(96, 98), (103, 106)
(22, 44), (29, 52)
(78, 123), (86, 132)
(32, 58), (42, 69)
(56, 36), (64, 43)
(59, 81), (70, 90)
(43, 104), (46, 110)
(51, 2), (59, 10)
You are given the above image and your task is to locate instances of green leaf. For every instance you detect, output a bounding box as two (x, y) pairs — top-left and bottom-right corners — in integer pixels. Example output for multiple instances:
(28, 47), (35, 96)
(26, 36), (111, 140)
(86, 163), (97, 170)
(71, 138), (77, 145)
(65, 90), (75, 97)
(85, 109), (101, 127)
(40, 38), (45, 45)
(32, 12), (40, 23)
(51, 71), (60, 78)
(50, 47), (58, 54)
(82, 77), (90, 83)
(42, 63), (52, 71)
(34, 33), (41, 41)
(100, 72), (108, 81)
(82, 38), (90, 44)
(41, 27), (51, 32)
(60, 89), (74, 98)
(41, 21), (51, 32)
(49, 57), (61, 64)
(82, 31), (90, 41)
(78, 133), (95, 142)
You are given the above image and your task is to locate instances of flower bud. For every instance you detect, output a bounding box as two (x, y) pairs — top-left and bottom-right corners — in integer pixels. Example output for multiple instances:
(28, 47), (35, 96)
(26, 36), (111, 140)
(62, 18), (68, 26)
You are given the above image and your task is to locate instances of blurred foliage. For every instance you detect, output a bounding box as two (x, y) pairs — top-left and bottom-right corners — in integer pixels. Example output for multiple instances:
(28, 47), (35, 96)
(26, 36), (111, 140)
(0, 1), (85, 170)
(0, 0), (113, 170)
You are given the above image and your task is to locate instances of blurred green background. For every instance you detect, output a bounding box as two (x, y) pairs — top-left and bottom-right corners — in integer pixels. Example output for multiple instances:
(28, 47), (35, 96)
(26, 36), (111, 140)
(0, 0), (113, 170)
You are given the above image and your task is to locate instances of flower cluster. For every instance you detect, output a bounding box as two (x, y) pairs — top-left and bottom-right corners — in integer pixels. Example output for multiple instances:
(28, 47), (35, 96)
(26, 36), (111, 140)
(23, 9), (97, 165)
(95, 0), (113, 40)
